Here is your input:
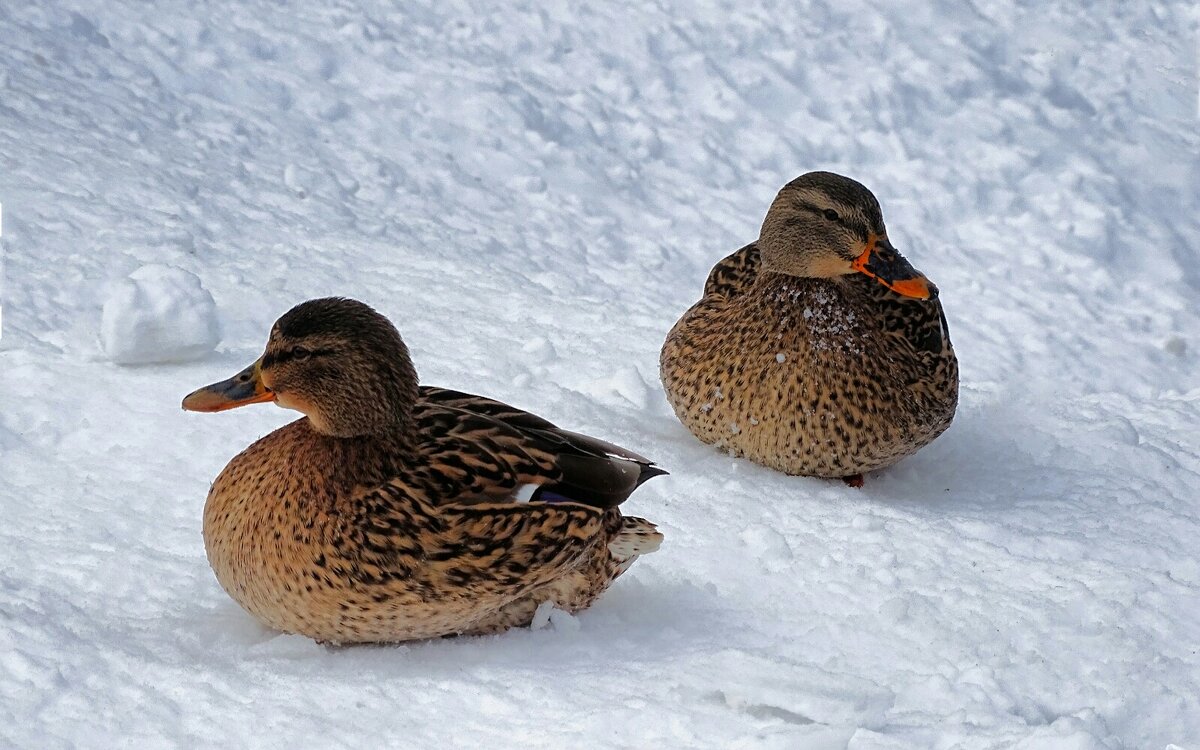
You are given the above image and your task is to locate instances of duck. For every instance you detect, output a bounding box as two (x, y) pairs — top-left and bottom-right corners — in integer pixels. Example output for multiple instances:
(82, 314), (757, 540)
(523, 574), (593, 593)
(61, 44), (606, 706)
(182, 297), (664, 644)
(659, 171), (958, 485)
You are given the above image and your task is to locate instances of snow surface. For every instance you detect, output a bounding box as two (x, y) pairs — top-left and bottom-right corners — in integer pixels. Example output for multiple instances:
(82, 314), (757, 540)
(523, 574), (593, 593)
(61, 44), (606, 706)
(99, 264), (219, 364)
(1, 1), (1198, 748)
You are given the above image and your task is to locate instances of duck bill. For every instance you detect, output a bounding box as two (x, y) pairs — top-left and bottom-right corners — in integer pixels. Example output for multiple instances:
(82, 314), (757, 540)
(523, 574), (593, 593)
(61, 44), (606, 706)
(181, 358), (274, 412)
(851, 234), (936, 300)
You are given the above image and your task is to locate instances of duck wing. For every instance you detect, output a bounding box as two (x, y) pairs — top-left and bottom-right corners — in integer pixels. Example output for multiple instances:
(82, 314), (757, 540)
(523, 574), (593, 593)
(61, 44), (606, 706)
(340, 478), (609, 613)
(414, 387), (666, 510)
(704, 242), (761, 298)
(860, 278), (954, 357)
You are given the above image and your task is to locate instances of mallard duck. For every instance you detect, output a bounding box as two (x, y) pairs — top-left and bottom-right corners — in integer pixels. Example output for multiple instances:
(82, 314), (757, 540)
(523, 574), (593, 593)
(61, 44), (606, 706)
(660, 171), (958, 485)
(182, 297), (664, 644)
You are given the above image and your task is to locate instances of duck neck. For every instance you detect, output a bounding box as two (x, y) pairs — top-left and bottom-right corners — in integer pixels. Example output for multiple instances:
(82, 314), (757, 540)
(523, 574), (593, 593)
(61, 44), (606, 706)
(312, 404), (416, 441)
(753, 269), (835, 295)
(307, 421), (418, 491)
(307, 354), (421, 439)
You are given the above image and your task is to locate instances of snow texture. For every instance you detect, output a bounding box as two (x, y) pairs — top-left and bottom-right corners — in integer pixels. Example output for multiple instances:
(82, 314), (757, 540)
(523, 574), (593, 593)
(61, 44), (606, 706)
(1, 1), (1198, 748)
(99, 264), (219, 364)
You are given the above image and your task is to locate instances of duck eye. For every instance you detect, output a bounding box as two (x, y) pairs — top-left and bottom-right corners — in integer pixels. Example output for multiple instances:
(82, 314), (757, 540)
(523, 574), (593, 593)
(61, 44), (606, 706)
(292, 347), (312, 360)
(823, 209), (841, 223)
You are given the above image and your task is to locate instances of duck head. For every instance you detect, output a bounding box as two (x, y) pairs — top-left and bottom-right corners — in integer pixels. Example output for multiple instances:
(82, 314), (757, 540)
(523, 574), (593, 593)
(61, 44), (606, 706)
(758, 171), (935, 299)
(182, 297), (419, 438)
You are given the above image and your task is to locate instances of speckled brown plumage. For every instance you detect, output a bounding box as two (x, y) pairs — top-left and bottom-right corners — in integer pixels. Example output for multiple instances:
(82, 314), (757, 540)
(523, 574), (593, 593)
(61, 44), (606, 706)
(186, 298), (664, 644)
(660, 172), (958, 479)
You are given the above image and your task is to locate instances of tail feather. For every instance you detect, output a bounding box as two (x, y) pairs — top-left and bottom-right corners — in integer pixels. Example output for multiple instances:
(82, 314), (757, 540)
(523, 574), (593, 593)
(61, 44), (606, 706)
(608, 516), (664, 569)
(635, 464), (669, 487)
(420, 387), (667, 512)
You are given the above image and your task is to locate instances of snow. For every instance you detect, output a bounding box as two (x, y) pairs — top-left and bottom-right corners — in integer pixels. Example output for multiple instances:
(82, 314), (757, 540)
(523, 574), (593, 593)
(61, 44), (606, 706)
(99, 264), (219, 364)
(1, 1), (1198, 748)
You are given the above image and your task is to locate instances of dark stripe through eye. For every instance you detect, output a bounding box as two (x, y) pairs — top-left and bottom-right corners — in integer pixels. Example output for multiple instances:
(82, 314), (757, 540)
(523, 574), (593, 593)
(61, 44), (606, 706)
(263, 347), (335, 367)
(795, 201), (843, 225)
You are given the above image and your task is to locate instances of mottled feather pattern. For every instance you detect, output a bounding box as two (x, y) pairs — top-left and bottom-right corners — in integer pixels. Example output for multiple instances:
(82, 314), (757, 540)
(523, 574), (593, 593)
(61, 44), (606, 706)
(204, 389), (663, 644)
(704, 242), (761, 298)
(660, 242), (958, 477)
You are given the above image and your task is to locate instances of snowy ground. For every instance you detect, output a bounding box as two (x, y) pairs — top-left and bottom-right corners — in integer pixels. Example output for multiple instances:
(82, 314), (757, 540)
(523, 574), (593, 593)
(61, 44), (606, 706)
(2, 1), (1199, 747)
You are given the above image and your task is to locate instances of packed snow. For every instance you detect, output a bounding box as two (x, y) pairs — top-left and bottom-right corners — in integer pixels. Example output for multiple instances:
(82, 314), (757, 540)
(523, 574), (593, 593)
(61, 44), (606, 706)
(99, 264), (219, 364)
(1, 1), (1197, 748)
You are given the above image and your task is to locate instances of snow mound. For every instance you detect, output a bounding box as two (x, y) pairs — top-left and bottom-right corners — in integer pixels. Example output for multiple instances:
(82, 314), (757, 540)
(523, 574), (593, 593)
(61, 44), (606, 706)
(99, 265), (219, 365)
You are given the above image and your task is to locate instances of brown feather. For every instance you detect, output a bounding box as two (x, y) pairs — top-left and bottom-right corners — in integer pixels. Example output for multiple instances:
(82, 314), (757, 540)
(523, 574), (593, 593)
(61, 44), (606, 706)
(199, 298), (664, 644)
(660, 181), (958, 480)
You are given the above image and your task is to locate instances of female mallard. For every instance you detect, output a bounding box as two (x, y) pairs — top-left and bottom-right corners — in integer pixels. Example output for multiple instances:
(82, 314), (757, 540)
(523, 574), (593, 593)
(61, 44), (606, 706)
(660, 171), (958, 485)
(183, 297), (664, 644)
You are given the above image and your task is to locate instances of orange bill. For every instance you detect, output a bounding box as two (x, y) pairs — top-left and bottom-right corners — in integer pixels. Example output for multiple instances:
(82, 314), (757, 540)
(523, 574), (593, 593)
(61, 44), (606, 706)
(182, 358), (274, 412)
(851, 234), (936, 300)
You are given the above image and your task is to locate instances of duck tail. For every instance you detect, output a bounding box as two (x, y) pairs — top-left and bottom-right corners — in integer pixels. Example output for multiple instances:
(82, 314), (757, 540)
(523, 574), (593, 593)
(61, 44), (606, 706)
(608, 516), (663, 573)
(635, 463), (669, 487)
